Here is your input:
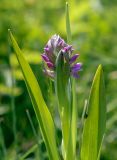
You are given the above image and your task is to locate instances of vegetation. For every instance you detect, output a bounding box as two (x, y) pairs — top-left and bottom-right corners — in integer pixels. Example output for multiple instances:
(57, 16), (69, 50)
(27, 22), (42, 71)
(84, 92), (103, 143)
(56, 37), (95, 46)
(0, 0), (117, 160)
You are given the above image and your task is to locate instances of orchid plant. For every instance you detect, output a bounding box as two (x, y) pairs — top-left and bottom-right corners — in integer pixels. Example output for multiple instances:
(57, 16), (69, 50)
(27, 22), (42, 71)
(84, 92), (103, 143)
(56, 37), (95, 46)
(9, 3), (106, 160)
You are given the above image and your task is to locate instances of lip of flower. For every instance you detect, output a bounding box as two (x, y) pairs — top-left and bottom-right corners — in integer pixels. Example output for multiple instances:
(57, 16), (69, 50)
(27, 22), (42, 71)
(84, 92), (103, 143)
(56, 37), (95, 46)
(69, 54), (79, 64)
(46, 62), (54, 69)
(71, 63), (82, 71)
(41, 54), (50, 62)
(62, 45), (73, 53)
(44, 47), (50, 52)
(71, 63), (82, 78)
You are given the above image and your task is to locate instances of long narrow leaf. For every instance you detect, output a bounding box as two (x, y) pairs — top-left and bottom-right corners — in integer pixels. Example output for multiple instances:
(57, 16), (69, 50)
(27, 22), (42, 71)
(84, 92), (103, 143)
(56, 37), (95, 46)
(55, 51), (72, 159)
(9, 30), (60, 160)
(71, 78), (77, 159)
(81, 65), (106, 160)
(66, 2), (72, 44)
(66, 2), (77, 160)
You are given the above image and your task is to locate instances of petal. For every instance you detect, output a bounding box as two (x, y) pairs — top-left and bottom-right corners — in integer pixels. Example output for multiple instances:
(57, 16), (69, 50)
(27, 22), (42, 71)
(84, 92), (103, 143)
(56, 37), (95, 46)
(46, 62), (54, 69)
(63, 45), (72, 52)
(71, 71), (79, 78)
(71, 63), (82, 78)
(43, 69), (54, 78)
(58, 39), (64, 46)
(44, 47), (50, 52)
(41, 54), (50, 62)
(69, 54), (79, 64)
(71, 63), (82, 72)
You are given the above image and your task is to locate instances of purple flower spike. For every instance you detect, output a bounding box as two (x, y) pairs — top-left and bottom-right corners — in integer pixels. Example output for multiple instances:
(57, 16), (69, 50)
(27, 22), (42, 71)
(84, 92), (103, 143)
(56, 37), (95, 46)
(41, 34), (82, 79)
(41, 54), (50, 62)
(70, 54), (79, 64)
(46, 62), (54, 69)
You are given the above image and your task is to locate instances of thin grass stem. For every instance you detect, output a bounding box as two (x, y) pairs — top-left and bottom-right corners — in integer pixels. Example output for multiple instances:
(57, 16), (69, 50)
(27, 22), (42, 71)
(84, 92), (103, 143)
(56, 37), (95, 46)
(0, 124), (7, 158)
(66, 2), (72, 44)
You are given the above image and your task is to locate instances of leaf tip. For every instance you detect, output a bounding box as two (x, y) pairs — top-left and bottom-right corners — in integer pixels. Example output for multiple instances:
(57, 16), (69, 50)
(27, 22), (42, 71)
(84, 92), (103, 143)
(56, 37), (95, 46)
(8, 28), (11, 34)
(66, 1), (68, 6)
(66, 2), (69, 12)
(97, 64), (103, 75)
(98, 64), (102, 70)
(8, 29), (12, 39)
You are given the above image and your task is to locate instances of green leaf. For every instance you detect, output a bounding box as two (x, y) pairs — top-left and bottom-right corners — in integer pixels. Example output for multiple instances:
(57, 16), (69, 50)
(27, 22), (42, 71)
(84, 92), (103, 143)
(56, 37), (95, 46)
(66, 2), (72, 44)
(65, 3), (75, 160)
(55, 51), (72, 159)
(81, 65), (106, 160)
(71, 78), (78, 159)
(9, 30), (60, 160)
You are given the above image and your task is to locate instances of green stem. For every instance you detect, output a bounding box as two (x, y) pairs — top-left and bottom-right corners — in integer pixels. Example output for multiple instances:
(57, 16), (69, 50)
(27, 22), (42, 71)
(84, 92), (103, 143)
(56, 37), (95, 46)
(55, 51), (72, 158)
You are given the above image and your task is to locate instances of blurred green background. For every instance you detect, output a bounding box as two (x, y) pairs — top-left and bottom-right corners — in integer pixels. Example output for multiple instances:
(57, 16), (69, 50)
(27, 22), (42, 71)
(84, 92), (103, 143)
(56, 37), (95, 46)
(0, 0), (117, 159)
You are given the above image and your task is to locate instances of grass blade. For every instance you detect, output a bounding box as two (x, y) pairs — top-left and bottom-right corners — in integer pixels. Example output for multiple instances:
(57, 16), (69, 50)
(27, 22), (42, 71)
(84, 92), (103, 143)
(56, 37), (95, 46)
(65, 3), (75, 160)
(71, 78), (77, 159)
(26, 109), (39, 144)
(81, 65), (106, 160)
(9, 30), (60, 160)
(19, 144), (38, 160)
(66, 2), (72, 44)
(0, 124), (7, 158)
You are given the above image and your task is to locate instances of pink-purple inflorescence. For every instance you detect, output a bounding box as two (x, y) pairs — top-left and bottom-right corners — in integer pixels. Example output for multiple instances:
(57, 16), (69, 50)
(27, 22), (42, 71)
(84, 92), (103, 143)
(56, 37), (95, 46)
(41, 34), (82, 78)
